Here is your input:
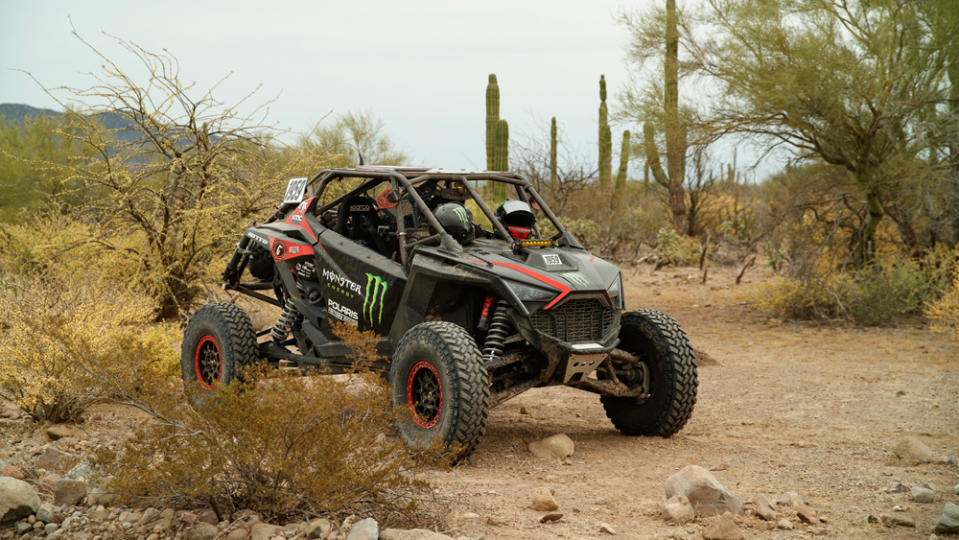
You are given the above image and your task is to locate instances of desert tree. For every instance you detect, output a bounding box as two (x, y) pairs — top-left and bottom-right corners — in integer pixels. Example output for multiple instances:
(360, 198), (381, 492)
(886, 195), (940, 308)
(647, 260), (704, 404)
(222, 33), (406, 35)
(302, 110), (408, 167)
(685, 0), (958, 264)
(29, 28), (302, 318)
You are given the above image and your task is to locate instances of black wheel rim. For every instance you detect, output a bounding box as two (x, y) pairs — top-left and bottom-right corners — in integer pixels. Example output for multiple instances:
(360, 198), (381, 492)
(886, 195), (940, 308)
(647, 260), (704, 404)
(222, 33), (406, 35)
(406, 361), (442, 428)
(194, 335), (222, 390)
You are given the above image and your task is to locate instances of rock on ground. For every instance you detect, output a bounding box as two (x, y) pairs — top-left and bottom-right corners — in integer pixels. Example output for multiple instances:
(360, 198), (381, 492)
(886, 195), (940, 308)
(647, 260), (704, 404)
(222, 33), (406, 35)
(935, 502), (959, 534)
(53, 478), (87, 506)
(911, 485), (935, 503)
(662, 495), (695, 523)
(305, 517), (333, 539)
(530, 486), (559, 511)
(35, 502), (57, 524)
(893, 437), (935, 465)
(664, 465), (743, 516)
(249, 522), (283, 540)
(880, 514), (916, 528)
(380, 529), (455, 540)
(184, 522), (219, 540)
(35, 445), (74, 472)
(797, 505), (819, 524)
(702, 512), (744, 540)
(0, 476), (40, 524)
(752, 495), (777, 521)
(45, 424), (81, 441)
(528, 434), (575, 460)
(347, 517), (379, 540)
(777, 518), (794, 530)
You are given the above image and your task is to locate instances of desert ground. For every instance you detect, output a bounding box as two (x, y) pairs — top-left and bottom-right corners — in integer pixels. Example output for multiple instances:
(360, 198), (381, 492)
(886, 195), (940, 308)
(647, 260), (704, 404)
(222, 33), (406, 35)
(1, 264), (957, 539)
(426, 264), (959, 539)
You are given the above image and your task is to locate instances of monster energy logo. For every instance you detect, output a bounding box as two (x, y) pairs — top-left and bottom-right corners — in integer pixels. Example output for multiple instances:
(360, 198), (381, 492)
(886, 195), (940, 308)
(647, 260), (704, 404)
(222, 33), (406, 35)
(562, 272), (591, 288)
(452, 205), (469, 226)
(363, 273), (388, 324)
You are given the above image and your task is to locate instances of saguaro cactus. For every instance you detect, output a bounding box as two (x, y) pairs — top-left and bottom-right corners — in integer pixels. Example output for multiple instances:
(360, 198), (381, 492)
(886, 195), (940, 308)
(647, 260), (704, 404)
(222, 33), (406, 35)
(598, 75), (612, 188)
(485, 74), (500, 171)
(614, 130), (631, 195)
(550, 117), (558, 186)
(493, 119), (509, 200)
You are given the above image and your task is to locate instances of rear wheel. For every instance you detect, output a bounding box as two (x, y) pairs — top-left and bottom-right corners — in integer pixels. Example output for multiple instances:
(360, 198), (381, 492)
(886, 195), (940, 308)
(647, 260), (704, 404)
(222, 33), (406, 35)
(601, 309), (697, 437)
(389, 321), (489, 462)
(181, 303), (258, 397)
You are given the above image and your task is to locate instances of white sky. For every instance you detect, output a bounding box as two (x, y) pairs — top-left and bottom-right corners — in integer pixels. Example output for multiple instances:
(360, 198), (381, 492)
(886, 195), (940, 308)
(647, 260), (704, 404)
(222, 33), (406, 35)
(0, 0), (658, 171)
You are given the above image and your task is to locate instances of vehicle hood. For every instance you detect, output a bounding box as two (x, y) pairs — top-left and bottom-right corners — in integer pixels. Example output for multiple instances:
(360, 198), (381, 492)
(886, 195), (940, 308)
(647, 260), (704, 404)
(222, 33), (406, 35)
(461, 242), (622, 310)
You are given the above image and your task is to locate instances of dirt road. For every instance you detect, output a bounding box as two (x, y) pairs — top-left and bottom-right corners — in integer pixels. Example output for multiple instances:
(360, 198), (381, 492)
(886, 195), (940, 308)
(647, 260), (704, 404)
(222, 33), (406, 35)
(428, 265), (959, 539)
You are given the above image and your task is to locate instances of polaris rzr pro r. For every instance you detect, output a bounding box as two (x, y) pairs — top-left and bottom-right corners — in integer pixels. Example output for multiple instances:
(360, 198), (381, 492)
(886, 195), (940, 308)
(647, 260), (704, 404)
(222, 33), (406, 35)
(181, 168), (698, 460)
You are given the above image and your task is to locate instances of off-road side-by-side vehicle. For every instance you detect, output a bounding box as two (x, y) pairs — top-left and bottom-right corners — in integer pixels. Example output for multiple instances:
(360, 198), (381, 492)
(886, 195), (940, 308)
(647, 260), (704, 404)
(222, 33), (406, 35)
(181, 167), (698, 460)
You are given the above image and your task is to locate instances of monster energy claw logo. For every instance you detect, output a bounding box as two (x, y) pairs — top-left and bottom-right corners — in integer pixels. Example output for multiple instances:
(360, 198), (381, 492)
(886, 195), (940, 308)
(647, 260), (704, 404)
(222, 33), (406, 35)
(452, 205), (469, 226)
(363, 273), (388, 324)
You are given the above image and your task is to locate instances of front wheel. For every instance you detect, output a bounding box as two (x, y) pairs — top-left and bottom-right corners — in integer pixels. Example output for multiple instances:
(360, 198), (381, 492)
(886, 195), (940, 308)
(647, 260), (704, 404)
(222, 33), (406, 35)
(180, 303), (258, 397)
(601, 309), (698, 437)
(389, 322), (490, 462)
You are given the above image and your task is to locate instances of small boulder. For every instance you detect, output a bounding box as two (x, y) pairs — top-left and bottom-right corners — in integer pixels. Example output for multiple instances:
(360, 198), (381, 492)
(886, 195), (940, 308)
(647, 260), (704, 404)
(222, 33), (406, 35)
(702, 512), (744, 540)
(346, 517), (379, 540)
(934, 502), (959, 534)
(665, 465), (742, 516)
(249, 522), (282, 540)
(528, 434), (575, 460)
(910, 485), (935, 503)
(35, 446), (73, 472)
(305, 517), (333, 539)
(777, 519), (794, 530)
(45, 425), (81, 441)
(35, 502), (58, 524)
(661, 495), (695, 523)
(530, 487), (559, 511)
(797, 506), (819, 525)
(226, 529), (249, 540)
(752, 495), (777, 521)
(184, 522), (219, 540)
(539, 513), (563, 523)
(53, 479), (87, 506)
(599, 522), (616, 535)
(893, 437), (935, 465)
(880, 514), (916, 528)
(197, 508), (219, 526)
(0, 476), (40, 524)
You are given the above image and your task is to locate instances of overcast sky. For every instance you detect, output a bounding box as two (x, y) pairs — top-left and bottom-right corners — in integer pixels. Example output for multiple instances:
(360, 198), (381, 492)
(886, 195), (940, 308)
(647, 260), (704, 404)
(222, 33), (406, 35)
(1, 0), (664, 169)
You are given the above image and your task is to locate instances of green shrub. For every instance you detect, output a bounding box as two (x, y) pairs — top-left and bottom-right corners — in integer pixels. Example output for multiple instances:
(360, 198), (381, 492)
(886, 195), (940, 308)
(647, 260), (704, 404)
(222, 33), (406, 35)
(93, 369), (435, 525)
(654, 227), (702, 266)
(754, 255), (955, 325)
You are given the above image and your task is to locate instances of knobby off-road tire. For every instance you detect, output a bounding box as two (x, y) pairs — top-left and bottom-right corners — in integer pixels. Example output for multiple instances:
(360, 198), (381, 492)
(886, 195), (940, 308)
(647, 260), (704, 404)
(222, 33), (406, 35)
(602, 309), (698, 437)
(389, 321), (490, 463)
(180, 303), (258, 399)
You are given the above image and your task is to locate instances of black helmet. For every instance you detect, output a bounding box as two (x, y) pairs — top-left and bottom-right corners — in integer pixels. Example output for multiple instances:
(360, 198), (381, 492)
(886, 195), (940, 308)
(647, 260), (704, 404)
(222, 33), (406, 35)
(435, 202), (475, 244)
(495, 200), (535, 239)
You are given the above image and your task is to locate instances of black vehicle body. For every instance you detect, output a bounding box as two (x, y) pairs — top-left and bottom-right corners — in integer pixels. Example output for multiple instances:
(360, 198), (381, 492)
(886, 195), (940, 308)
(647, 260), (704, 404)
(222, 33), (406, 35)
(191, 167), (698, 459)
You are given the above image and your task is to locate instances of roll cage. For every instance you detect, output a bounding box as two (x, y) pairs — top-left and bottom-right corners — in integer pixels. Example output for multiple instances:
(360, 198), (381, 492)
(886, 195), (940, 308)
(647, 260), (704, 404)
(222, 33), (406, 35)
(278, 168), (584, 264)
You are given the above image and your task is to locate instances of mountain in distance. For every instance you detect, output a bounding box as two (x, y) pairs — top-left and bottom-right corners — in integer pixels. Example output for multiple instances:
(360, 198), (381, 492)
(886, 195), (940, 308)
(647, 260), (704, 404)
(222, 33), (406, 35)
(0, 103), (140, 143)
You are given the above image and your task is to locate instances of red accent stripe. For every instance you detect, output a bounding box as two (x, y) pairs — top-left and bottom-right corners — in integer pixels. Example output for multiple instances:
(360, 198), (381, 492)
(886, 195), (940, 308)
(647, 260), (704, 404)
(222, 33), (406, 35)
(488, 261), (570, 310)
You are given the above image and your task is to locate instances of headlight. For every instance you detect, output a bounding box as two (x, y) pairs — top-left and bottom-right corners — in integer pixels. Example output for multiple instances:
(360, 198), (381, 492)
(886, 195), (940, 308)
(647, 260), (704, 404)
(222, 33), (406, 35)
(607, 273), (625, 309)
(506, 281), (557, 302)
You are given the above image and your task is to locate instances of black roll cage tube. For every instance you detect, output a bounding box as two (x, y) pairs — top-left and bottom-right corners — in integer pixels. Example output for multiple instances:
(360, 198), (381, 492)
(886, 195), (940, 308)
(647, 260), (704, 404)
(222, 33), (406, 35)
(293, 169), (583, 263)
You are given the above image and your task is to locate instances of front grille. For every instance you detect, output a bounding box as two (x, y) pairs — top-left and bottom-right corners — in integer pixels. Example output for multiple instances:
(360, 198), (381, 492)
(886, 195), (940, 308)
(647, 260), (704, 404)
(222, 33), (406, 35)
(530, 299), (613, 343)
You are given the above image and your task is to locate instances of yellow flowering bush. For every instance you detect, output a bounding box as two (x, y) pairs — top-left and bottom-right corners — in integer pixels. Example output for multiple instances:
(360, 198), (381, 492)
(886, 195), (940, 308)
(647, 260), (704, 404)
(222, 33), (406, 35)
(0, 270), (178, 422)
